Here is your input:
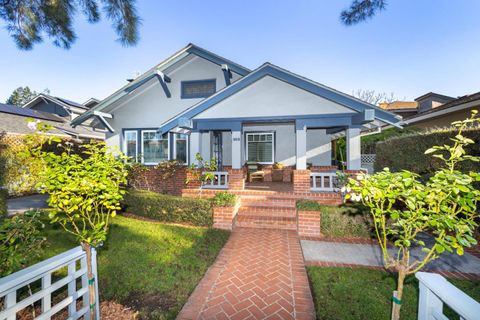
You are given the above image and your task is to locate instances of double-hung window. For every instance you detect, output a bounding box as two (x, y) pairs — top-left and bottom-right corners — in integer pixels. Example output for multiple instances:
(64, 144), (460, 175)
(124, 130), (138, 162)
(246, 132), (274, 164)
(173, 133), (188, 164)
(141, 130), (169, 165)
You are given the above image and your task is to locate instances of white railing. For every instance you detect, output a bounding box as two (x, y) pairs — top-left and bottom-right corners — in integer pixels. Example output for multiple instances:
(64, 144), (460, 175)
(202, 171), (229, 189)
(311, 172), (338, 192)
(0, 246), (99, 320)
(416, 272), (480, 320)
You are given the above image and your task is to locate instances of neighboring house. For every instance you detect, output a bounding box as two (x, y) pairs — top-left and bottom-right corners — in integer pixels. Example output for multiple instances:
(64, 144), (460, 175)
(402, 91), (480, 129)
(72, 43), (401, 193)
(0, 103), (104, 141)
(379, 101), (418, 118)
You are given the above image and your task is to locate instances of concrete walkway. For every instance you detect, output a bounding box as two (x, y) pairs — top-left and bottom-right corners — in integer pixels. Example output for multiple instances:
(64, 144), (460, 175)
(301, 236), (480, 276)
(7, 194), (49, 216)
(177, 228), (315, 320)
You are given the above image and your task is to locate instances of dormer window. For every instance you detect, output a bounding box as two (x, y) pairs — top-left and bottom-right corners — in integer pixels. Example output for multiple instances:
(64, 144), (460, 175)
(181, 79), (216, 99)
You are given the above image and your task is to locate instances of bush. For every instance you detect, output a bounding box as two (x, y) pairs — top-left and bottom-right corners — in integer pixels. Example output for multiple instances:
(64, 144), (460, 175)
(123, 190), (213, 227)
(211, 192), (237, 207)
(375, 127), (480, 177)
(0, 189), (7, 218)
(362, 127), (419, 154)
(296, 200), (322, 211)
(320, 204), (373, 238)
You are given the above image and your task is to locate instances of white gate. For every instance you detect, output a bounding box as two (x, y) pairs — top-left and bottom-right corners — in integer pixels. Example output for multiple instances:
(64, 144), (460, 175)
(0, 246), (100, 320)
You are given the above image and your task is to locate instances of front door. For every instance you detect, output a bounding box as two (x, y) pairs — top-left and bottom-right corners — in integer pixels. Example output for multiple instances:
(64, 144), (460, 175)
(212, 131), (223, 170)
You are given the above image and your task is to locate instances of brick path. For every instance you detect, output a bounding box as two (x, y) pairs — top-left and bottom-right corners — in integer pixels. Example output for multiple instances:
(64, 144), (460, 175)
(177, 228), (315, 320)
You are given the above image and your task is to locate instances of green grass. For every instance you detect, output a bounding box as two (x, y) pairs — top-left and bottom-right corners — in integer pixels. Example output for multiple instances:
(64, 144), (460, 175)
(37, 214), (230, 319)
(307, 267), (480, 320)
(320, 204), (373, 238)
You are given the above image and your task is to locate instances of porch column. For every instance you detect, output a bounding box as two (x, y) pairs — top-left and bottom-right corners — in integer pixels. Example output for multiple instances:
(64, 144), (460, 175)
(231, 130), (242, 169)
(296, 123), (307, 170)
(346, 127), (361, 170)
(189, 131), (201, 165)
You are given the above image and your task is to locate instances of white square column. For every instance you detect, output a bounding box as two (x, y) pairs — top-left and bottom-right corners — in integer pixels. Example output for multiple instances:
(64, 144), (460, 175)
(346, 127), (361, 170)
(231, 130), (242, 169)
(189, 132), (201, 165)
(296, 124), (307, 170)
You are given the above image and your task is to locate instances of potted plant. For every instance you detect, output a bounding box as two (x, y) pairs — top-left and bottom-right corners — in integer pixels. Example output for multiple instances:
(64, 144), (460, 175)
(272, 162), (284, 182)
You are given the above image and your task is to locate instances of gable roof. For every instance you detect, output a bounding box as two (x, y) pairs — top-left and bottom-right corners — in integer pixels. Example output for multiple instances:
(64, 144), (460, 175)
(0, 103), (64, 122)
(414, 92), (455, 102)
(71, 43), (251, 127)
(158, 63), (402, 133)
(23, 94), (88, 112)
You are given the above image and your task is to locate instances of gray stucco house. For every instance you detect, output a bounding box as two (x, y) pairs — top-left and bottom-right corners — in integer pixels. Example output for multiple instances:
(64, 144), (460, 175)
(72, 44), (401, 192)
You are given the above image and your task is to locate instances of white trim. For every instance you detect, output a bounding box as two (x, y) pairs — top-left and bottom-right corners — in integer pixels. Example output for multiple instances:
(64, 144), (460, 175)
(245, 132), (275, 164)
(123, 130), (138, 162)
(402, 100), (480, 125)
(141, 130), (170, 165)
(173, 133), (189, 164)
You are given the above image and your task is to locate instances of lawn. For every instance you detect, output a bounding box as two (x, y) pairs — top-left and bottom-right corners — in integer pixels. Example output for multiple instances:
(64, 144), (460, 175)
(307, 267), (480, 320)
(37, 214), (230, 319)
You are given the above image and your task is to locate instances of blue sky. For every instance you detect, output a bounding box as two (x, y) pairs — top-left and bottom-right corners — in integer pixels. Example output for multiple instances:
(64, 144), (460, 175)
(1, 0), (479, 104)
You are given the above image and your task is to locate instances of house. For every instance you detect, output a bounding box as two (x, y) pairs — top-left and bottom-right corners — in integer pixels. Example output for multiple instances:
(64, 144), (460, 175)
(72, 43), (401, 194)
(0, 103), (104, 141)
(379, 101), (418, 118)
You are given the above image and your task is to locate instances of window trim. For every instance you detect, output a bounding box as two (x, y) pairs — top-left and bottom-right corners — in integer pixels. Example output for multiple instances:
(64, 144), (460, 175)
(173, 133), (189, 165)
(123, 130), (138, 162)
(181, 79), (216, 99)
(245, 132), (275, 165)
(140, 130), (170, 165)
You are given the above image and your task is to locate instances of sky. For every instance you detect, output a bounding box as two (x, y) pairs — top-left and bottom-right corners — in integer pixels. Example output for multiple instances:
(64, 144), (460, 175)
(1, 0), (479, 104)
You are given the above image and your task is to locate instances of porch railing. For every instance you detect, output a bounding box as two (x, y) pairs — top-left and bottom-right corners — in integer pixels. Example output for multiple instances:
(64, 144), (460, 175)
(310, 172), (338, 192)
(416, 272), (480, 320)
(202, 171), (229, 189)
(0, 246), (99, 320)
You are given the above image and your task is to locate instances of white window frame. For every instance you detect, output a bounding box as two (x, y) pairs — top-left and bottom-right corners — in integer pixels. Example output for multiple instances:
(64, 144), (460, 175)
(245, 132), (275, 165)
(141, 130), (170, 165)
(123, 130), (138, 162)
(173, 133), (189, 165)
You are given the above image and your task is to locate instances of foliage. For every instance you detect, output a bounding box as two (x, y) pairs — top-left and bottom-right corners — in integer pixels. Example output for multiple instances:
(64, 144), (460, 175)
(127, 160), (183, 191)
(0, 211), (45, 276)
(273, 162), (284, 169)
(375, 126), (480, 177)
(186, 153), (217, 187)
(5, 86), (48, 106)
(319, 204), (373, 238)
(123, 190), (213, 227)
(362, 127), (419, 154)
(345, 111), (480, 319)
(33, 214), (230, 319)
(0, 0), (140, 50)
(0, 189), (6, 217)
(307, 267), (480, 320)
(341, 0), (387, 25)
(296, 200), (322, 211)
(211, 192), (237, 207)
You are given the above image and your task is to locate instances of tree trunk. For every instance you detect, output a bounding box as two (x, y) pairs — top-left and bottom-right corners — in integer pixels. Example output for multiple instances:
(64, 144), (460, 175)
(82, 242), (96, 320)
(391, 269), (406, 320)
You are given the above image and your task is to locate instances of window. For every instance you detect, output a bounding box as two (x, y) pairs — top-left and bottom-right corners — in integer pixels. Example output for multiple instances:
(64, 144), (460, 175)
(181, 79), (216, 99)
(246, 132), (274, 164)
(173, 133), (188, 164)
(124, 130), (138, 162)
(141, 130), (169, 164)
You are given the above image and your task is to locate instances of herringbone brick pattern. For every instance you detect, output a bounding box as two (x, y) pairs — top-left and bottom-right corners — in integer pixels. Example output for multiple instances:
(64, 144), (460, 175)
(177, 228), (315, 320)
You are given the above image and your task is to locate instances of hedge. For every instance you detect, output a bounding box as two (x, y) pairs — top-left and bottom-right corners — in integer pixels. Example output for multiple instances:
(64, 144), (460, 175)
(122, 190), (213, 227)
(319, 204), (373, 238)
(0, 189), (7, 218)
(375, 127), (480, 177)
(211, 192), (238, 207)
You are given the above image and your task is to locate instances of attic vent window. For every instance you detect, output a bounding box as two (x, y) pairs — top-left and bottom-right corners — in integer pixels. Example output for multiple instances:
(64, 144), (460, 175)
(181, 79), (216, 99)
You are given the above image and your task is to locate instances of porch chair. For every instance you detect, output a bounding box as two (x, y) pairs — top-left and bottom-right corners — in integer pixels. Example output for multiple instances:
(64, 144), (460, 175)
(246, 162), (265, 182)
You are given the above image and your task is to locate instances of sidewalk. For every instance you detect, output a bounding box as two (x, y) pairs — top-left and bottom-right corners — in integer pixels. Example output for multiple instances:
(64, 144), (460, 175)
(7, 194), (49, 216)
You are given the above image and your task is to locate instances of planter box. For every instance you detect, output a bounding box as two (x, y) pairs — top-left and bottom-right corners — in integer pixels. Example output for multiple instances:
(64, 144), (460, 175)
(272, 169), (284, 182)
(297, 210), (321, 237)
(212, 199), (241, 230)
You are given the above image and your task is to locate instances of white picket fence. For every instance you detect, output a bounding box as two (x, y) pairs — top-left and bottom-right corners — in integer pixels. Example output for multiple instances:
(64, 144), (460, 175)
(0, 246), (100, 320)
(416, 272), (480, 320)
(202, 171), (229, 189)
(310, 172), (338, 192)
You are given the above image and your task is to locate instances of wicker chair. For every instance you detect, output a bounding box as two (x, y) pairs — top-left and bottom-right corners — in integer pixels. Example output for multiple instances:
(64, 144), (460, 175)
(246, 162), (264, 182)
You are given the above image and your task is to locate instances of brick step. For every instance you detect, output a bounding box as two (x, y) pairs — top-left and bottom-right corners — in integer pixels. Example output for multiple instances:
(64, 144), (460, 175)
(239, 198), (296, 208)
(234, 215), (297, 230)
(238, 206), (296, 216)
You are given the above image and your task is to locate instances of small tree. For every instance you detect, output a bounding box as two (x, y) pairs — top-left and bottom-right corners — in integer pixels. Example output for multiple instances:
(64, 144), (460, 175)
(26, 122), (128, 319)
(345, 111), (480, 320)
(186, 153), (217, 190)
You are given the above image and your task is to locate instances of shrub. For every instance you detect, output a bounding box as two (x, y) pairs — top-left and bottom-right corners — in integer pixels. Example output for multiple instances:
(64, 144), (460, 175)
(123, 190), (213, 227)
(296, 200), (322, 211)
(211, 192), (238, 207)
(375, 127), (480, 177)
(319, 204), (373, 238)
(0, 189), (7, 218)
(361, 127), (419, 154)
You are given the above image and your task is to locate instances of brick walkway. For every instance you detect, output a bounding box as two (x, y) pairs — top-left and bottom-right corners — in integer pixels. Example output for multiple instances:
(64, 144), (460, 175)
(177, 228), (315, 320)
